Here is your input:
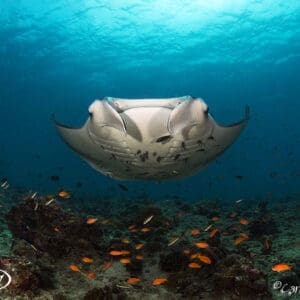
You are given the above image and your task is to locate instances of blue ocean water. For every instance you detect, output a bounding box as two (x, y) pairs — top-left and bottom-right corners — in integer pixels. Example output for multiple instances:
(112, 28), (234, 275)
(0, 0), (300, 201)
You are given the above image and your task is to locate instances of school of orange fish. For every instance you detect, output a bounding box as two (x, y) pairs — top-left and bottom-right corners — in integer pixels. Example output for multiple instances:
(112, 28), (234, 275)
(1, 184), (296, 288)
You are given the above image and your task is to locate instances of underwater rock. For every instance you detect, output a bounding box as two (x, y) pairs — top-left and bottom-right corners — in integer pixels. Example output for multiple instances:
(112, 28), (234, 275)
(0, 256), (41, 297)
(248, 216), (278, 238)
(5, 200), (103, 258)
(213, 254), (271, 299)
(160, 250), (189, 272)
(83, 286), (127, 300)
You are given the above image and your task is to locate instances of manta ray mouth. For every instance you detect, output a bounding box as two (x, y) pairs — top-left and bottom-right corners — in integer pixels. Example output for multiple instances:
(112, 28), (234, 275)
(53, 96), (249, 181)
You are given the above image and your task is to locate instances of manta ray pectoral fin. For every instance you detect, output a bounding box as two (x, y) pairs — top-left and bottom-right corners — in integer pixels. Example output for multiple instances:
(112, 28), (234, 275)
(51, 115), (100, 160)
(167, 98), (208, 135)
(212, 105), (250, 147)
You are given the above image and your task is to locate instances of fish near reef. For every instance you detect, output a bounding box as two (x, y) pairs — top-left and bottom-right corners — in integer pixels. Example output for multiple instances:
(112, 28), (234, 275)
(53, 96), (249, 181)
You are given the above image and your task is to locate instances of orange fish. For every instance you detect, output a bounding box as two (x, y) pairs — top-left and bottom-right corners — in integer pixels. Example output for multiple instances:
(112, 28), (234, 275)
(211, 216), (220, 222)
(135, 255), (144, 260)
(70, 265), (81, 272)
(234, 236), (246, 245)
(190, 253), (200, 259)
(230, 212), (238, 218)
(190, 229), (200, 235)
(102, 260), (112, 271)
(152, 278), (168, 286)
(86, 272), (96, 279)
(82, 257), (93, 263)
(109, 250), (123, 256)
(183, 249), (190, 255)
(53, 227), (60, 232)
(135, 243), (144, 250)
(264, 239), (270, 250)
(121, 250), (130, 255)
(272, 263), (292, 272)
(101, 219), (109, 224)
(209, 228), (219, 237)
(127, 277), (141, 284)
(128, 225), (136, 230)
(86, 218), (98, 224)
(240, 219), (249, 225)
(198, 255), (212, 264)
(119, 258), (131, 264)
(141, 227), (151, 232)
(195, 242), (209, 249)
(122, 239), (130, 244)
(240, 232), (249, 239)
(189, 262), (201, 269)
(58, 191), (70, 198)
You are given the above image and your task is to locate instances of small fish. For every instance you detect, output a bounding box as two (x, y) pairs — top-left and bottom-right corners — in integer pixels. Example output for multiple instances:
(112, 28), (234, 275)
(229, 211), (238, 218)
(101, 219), (109, 224)
(121, 250), (130, 255)
(240, 232), (249, 239)
(190, 253), (200, 259)
(53, 226), (60, 232)
(45, 198), (55, 206)
(50, 175), (60, 181)
(86, 272), (96, 279)
(189, 262), (201, 269)
(264, 239), (270, 250)
(235, 175), (243, 180)
(209, 228), (219, 237)
(198, 255), (212, 264)
(128, 225), (136, 230)
(152, 278), (168, 286)
(183, 249), (190, 255)
(204, 224), (213, 232)
(127, 277), (141, 284)
(239, 219), (249, 225)
(70, 265), (81, 272)
(102, 260), (112, 271)
(118, 184), (128, 191)
(211, 216), (220, 222)
(190, 229), (200, 235)
(34, 201), (39, 211)
(109, 250), (124, 256)
(141, 227), (151, 233)
(122, 239), (130, 244)
(236, 199), (243, 203)
(86, 218), (98, 224)
(135, 255), (143, 260)
(0, 180), (8, 188)
(31, 192), (38, 199)
(82, 257), (93, 263)
(58, 191), (70, 198)
(234, 233), (248, 245)
(119, 258), (131, 264)
(194, 242), (209, 248)
(272, 263), (292, 272)
(143, 215), (154, 225)
(168, 236), (179, 247)
(135, 243), (144, 250)
(234, 237), (245, 245)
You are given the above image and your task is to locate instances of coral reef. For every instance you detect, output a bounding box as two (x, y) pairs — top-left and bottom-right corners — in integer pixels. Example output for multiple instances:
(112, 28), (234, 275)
(5, 198), (104, 258)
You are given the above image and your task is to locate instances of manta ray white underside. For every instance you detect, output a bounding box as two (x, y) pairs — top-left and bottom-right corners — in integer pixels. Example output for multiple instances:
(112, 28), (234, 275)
(53, 96), (249, 181)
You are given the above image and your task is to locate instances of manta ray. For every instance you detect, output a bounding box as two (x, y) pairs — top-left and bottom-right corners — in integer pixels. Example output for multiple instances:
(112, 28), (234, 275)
(53, 96), (249, 181)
